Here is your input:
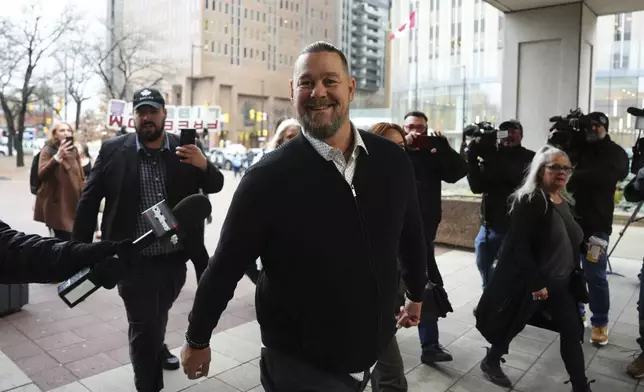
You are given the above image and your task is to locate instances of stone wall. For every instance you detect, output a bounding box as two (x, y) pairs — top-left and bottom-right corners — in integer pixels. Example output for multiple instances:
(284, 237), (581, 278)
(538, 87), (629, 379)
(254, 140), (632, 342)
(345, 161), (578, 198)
(436, 197), (481, 250)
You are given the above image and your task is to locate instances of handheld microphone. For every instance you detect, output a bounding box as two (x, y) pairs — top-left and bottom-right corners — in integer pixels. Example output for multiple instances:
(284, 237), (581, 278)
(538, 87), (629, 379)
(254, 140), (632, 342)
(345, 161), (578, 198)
(627, 107), (644, 117)
(58, 194), (212, 308)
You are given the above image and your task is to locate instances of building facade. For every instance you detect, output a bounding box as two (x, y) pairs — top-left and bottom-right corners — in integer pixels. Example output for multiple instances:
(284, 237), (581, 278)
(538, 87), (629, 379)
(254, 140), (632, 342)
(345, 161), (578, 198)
(338, 0), (390, 109)
(110, 0), (339, 147)
(389, 0), (644, 149)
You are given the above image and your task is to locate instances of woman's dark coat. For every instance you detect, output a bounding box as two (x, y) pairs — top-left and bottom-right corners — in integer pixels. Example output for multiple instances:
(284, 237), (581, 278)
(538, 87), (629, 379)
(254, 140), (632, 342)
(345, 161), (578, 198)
(475, 190), (583, 345)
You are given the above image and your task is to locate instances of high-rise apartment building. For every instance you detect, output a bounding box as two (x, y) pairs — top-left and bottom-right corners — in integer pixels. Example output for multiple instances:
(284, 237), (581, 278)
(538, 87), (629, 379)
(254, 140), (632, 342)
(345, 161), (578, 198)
(110, 0), (339, 146)
(338, 0), (390, 108)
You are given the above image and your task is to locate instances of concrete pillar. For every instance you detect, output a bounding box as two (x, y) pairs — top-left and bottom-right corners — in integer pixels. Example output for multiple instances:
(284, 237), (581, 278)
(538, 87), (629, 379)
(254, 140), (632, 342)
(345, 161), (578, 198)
(501, 3), (597, 151)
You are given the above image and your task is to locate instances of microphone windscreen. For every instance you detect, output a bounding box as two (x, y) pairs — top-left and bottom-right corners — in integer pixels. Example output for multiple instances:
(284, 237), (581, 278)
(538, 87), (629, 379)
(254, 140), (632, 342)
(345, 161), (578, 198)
(627, 107), (644, 117)
(172, 194), (213, 227)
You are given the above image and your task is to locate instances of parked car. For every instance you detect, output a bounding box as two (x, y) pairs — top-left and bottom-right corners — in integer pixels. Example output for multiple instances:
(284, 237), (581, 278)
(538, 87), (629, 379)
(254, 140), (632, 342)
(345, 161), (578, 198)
(208, 148), (225, 168)
(0, 144), (8, 156)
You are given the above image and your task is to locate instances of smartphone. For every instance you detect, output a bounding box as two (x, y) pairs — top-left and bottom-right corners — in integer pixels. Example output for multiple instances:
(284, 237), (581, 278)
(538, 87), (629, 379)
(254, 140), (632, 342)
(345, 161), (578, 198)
(410, 135), (441, 150)
(180, 129), (197, 146)
(65, 136), (74, 146)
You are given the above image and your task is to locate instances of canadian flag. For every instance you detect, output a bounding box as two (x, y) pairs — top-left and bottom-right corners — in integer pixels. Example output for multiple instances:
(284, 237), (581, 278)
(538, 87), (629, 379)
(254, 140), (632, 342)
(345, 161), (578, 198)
(390, 11), (416, 40)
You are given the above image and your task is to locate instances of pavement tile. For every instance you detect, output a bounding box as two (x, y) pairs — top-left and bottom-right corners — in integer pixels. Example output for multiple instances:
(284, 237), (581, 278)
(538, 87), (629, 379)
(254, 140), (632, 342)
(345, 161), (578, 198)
(47, 332), (127, 364)
(79, 365), (136, 392)
(181, 377), (240, 392)
(34, 332), (85, 351)
(216, 362), (261, 391)
(2, 340), (45, 362)
(72, 323), (120, 340)
(405, 363), (463, 391)
(29, 366), (78, 391)
(105, 345), (131, 366)
(48, 381), (91, 392)
(16, 315), (103, 341)
(209, 331), (261, 363)
(7, 384), (43, 392)
(13, 353), (60, 376)
(65, 353), (121, 379)
(0, 323), (29, 349)
(0, 350), (32, 391)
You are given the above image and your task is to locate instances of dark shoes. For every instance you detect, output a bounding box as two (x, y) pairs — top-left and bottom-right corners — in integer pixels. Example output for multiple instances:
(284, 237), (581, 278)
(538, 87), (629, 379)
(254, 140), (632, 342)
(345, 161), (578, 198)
(421, 345), (453, 364)
(480, 349), (512, 388)
(162, 344), (180, 371)
(627, 352), (644, 379)
(565, 379), (595, 391)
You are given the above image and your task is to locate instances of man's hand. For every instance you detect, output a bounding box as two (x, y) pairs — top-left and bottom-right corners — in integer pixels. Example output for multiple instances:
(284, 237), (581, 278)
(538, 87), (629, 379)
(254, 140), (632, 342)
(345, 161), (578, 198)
(396, 300), (422, 328)
(532, 287), (548, 301)
(176, 145), (208, 171)
(428, 129), (445, 138)
(80, 240), (135, 289)
(181, 344), (211, 380)
(404, 132), (418, 146)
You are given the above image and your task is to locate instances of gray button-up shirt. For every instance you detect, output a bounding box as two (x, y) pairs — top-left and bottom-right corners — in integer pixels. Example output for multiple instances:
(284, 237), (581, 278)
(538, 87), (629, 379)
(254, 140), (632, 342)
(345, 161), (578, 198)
(134, 135), (180, 256)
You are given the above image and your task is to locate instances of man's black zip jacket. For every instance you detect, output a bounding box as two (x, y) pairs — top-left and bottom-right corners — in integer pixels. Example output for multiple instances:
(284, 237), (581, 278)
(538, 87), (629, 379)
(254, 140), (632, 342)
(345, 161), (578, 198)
(407, 137), (468, 240)
(186, 131), (428, 374)
(567, 135), (629, 237)
(0, 219), (117, 284)
(467, 145), (535, 232)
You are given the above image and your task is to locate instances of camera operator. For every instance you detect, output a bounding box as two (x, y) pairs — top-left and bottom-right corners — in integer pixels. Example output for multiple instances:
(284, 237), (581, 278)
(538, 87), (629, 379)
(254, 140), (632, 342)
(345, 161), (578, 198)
(403, 111), (467, 365)
(621, 166), (644, 378)
(566, 111), (629, 346)
(466, 120), (535, 289)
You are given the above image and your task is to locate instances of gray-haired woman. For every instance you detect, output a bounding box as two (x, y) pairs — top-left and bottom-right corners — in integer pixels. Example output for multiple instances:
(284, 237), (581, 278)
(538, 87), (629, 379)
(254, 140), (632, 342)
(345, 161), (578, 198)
(475, 146), (593, 392)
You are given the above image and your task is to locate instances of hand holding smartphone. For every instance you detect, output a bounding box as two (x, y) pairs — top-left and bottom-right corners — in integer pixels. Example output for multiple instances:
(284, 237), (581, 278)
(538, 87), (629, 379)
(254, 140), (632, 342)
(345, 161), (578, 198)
(180, 129), (197, 146)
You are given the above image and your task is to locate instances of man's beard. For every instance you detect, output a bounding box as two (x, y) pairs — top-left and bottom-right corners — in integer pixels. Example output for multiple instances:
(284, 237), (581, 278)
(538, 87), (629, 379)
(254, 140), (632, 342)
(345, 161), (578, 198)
(297, 100), (347, 140)
(136, 118), (165, 142)
(585, 130), (604, 143)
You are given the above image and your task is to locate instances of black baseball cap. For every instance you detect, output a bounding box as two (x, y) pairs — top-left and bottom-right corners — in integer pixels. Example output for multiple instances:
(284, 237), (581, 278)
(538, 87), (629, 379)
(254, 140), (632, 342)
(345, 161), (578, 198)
(133, 88), (165, 111)
(499, 119), (523, 133)
(588, 111), (609, 130)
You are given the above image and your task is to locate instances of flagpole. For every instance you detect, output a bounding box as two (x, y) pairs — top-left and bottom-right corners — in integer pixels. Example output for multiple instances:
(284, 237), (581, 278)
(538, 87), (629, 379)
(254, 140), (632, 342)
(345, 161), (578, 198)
(414, 1), (419, 109)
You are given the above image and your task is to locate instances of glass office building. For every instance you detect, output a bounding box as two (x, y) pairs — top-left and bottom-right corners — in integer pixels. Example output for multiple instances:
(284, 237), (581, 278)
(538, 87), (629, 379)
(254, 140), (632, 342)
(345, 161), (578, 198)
(390, 0), (644, 147)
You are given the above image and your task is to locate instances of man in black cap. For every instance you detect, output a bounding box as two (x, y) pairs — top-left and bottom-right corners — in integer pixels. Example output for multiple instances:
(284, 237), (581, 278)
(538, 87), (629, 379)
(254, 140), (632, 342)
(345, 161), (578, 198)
(567, 111), (628, 347)
(73, 87), (224, 392)
(467, 119), (535, 289)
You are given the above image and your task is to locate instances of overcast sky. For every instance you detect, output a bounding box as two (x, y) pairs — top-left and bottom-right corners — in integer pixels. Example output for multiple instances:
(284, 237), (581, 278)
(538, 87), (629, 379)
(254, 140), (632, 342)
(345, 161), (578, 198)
(2, 0), (108, 122)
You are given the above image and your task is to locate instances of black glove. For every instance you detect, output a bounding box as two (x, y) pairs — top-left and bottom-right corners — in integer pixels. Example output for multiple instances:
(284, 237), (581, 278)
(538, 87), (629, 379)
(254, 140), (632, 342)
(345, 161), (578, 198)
(84, 240), (135, 289)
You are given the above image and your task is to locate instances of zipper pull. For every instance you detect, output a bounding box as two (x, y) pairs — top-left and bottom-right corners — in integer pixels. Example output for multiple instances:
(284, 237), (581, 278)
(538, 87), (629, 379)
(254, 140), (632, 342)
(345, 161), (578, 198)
(351, 184), (357, 197)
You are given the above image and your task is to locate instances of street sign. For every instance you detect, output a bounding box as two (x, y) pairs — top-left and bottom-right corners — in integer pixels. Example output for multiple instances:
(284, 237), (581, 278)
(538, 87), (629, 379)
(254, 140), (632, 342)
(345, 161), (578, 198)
(106, 100), (223, 133)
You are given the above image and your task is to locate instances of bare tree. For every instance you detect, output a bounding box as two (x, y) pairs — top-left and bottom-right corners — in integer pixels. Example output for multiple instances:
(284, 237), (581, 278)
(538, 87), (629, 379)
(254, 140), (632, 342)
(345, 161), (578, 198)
(90, 23), (175, 100)
(0, 4), (77, 166)
(53, 39), (94, 131)
(0, 26), (21, 157)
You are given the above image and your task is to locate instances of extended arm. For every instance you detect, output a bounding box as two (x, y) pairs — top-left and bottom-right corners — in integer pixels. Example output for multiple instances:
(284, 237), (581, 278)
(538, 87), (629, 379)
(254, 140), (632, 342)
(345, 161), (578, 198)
(186, 168), (268, 346)
(0, 220), (122, 284)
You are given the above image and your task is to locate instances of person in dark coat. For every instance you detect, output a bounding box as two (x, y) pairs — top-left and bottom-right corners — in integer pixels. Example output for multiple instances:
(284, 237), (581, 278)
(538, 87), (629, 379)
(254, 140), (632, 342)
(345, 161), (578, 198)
(475, 145), (593, 392)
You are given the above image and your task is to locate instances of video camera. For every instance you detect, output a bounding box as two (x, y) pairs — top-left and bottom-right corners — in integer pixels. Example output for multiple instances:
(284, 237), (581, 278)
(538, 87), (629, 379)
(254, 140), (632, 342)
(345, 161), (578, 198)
(547, 108), (591, 153)
(463, 121), (506, 158)
(628, 107), (644, 174)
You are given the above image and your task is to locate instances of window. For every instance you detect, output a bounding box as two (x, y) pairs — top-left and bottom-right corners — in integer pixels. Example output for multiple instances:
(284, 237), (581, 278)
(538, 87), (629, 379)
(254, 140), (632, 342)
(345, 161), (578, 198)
(244, 47), (247, 58)
(280, 0), (283, 8)
(250, 49), (253, 59)
(205, 0), (209, 9)
(296, 3), (299, 12)
(224, 44), (228, 54)
(225, 3), (228, 13)
(225, 24), (228, 34)
(244, 8), (248, 18)
(211, 41), (215, 52)
(263, 13), (266, 22)
(262, 51), (266, 61)
(285, 1), (289, 9)
(203, 19), (209, 31)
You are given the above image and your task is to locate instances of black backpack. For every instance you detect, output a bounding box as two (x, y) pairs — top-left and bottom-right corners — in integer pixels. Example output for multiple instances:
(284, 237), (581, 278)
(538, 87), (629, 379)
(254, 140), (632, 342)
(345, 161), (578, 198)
(30, 151), (41, 195)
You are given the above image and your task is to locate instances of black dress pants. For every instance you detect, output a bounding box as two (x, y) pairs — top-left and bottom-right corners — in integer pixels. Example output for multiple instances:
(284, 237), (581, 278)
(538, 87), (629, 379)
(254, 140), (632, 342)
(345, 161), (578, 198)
(52, 229), (71, 241)
(260, 347), (370, 392)
(371, 336), (407, 392)
(117, 253), (187, 392)
(490, 281), (586, 385)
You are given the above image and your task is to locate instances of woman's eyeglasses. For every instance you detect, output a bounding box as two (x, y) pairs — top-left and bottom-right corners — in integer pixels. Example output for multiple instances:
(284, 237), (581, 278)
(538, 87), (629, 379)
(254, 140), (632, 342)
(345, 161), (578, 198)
(546, 164), (573, 174)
